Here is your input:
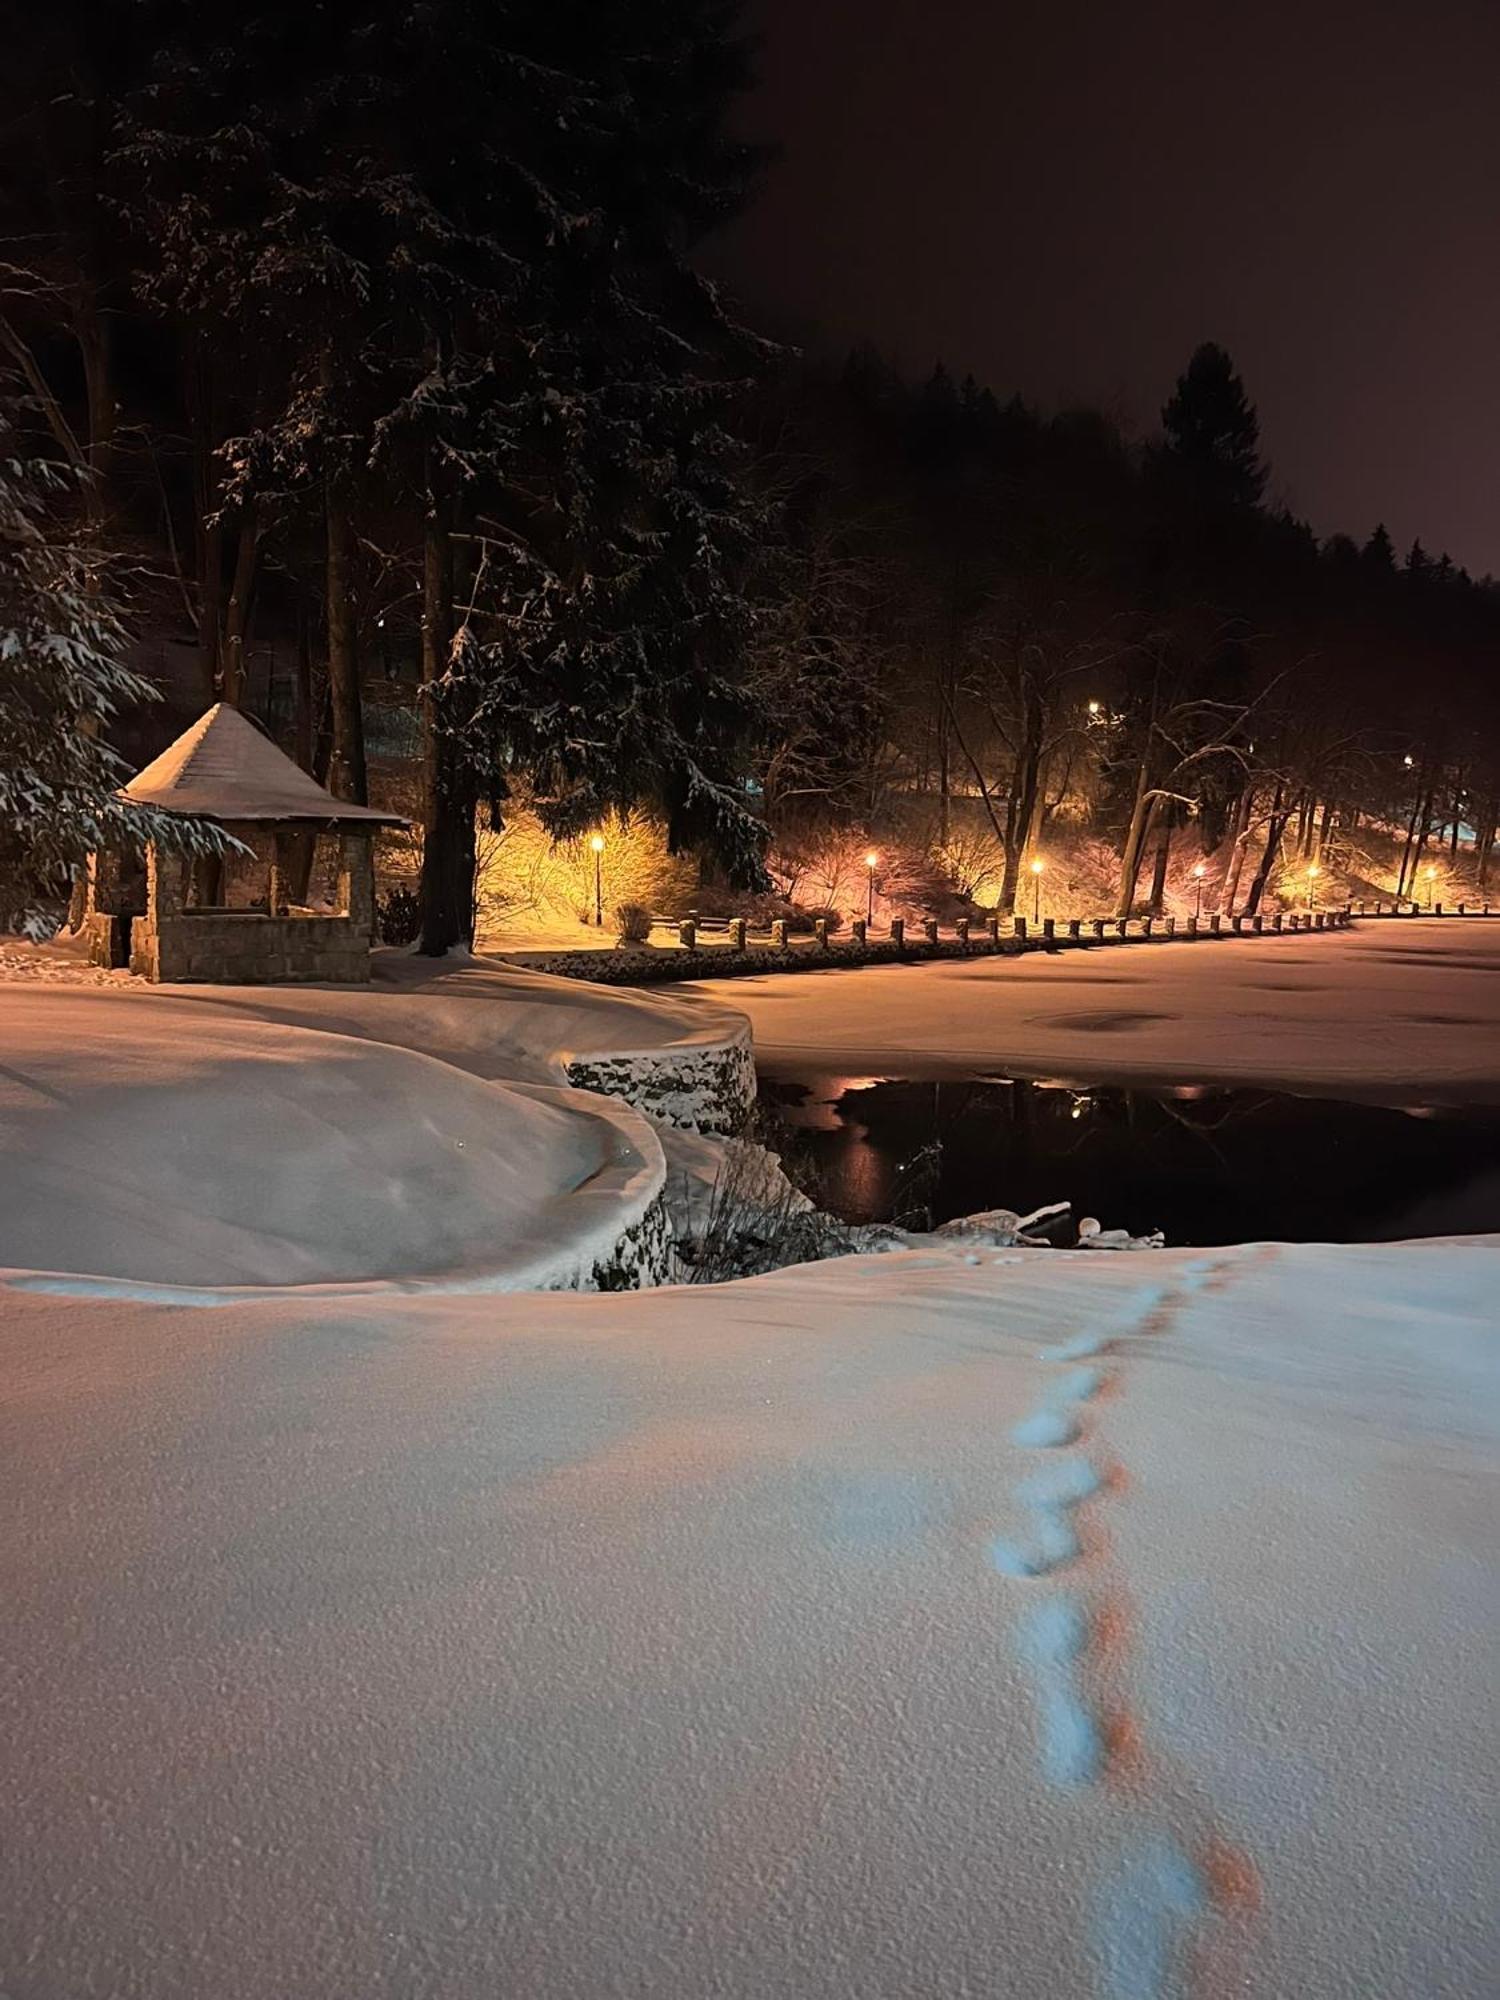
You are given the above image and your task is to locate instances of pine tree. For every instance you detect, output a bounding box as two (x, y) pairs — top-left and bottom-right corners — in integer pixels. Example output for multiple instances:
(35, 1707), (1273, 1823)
(0, 392), (225, 934)
(1159, 342), (1266, 508)
(1361, 522), (1397, 574)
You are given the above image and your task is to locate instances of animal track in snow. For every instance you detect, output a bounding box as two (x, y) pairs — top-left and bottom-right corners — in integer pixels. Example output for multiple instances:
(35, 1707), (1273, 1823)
(1091, 1836), (1207, 2000)
(1016, 1592), (1102, 1785)
(1011, 1406), (1080, 1448)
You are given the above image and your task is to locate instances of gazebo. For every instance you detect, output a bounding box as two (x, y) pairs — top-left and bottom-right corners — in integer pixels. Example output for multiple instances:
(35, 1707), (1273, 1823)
(83, 704), (407, 984)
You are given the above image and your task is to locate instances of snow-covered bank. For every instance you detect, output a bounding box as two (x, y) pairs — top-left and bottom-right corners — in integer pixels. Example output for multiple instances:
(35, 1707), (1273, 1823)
(689, 920), (1500, 1101)
(2, 1239), (1494, 1998)
(0, 991), (673, 1295)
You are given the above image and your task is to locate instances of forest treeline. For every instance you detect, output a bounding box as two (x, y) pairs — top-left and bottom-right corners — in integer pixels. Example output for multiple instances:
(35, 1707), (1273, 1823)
(3, 1), (1496, 940)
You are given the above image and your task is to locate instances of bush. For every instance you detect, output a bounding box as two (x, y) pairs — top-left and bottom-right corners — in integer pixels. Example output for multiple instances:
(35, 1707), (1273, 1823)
(377, 886), (421, 945)
(614, 900), (653, 944)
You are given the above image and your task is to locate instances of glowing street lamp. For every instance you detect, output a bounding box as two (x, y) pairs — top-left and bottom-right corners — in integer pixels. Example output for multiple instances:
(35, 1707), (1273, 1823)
(590, 833), (605, 925)
(1087, 699), (1101, 718)
(1307, 862), (1320, 911)
(1030, 856), (1044, 924)
(864, 849), (879, 924)
(1191, 861), (1206, 919)
(1403, 754), (1415, 769)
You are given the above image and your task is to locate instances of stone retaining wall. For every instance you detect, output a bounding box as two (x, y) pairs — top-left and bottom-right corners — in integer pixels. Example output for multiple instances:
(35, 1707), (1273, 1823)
(565, 1037), (757, 1136)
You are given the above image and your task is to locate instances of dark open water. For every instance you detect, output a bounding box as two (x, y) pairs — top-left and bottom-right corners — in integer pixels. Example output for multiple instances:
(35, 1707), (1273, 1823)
(761, 1073), (1500, 1245)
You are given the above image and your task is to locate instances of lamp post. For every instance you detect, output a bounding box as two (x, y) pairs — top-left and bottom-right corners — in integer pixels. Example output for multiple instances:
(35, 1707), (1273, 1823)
(865, 849), (878, 924)
(590, 833), (604, 926)
(1307, 862), (1320, 912)
(1030, 857), (1044, 925)
(1191, 861), (1205, 920)
(1424, 863), (1436, 909)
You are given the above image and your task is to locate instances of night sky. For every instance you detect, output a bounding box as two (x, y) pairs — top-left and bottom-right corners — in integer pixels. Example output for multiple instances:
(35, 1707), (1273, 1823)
(713, 0), (1500, 574)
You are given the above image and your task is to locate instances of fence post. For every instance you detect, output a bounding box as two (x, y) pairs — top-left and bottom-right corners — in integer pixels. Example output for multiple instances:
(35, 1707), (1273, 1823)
(850, 916), (867, 946)
(1116, 917), (1130, 939)
(1089, 917), (1105, 940)
(1067, 917), (1081, 940)
(770, 917), (788, 949)
(729, 917), (747, 951)
(956, 916), (970, 945)
(678, 918), (697, 949)
(985, 915), (1001, 944)
(922, 916), (938, 946)
(890, 917), (904, 950)
(1041, 916), (1055, 941)
(1014, 916), (1028, 942)
(1141, 915), (1154, 937)
(1163, 914), (1176, 937)
(1210, 913), (1222, 936)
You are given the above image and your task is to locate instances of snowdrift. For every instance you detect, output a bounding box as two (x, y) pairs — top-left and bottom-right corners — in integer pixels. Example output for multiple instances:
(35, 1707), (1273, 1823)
(0, 992), (662, 1291)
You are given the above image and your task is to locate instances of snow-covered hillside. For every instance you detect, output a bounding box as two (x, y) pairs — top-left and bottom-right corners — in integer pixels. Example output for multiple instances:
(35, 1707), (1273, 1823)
(2, 1241), (1494, 1998)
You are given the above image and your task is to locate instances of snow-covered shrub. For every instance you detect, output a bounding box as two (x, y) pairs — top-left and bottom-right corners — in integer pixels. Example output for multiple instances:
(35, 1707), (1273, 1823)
(614, 900), (653, 943)
(378, 886), (421, 945)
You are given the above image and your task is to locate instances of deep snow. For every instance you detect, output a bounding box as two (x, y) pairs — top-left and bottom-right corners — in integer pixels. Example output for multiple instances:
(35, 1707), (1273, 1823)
(0, 990), (665, 1292)
(2, 1241), (1494, 1998)
(685, 919), (1500, 1100)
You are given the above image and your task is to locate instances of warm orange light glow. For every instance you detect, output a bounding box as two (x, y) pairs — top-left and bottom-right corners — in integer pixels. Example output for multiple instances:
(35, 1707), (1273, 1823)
(1030, 858), (1044, 874)
(1192, 863), (1206, 878)
(864, 849), (879, 869)
(1087, 699), (1101, 715)
(589, 834), (605, 853)
(1308, 864), (1320, 877)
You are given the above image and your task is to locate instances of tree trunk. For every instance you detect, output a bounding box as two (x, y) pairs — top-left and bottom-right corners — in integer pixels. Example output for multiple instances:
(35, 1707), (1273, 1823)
(325, 487), (367, 803)
(1409, 790), (1436, 899)
(417, 485), (476, 955)
(1114, 766), (1156, 919)
(1477, 813), (1495, 893)
(1147, 807), (1174, 915)
(218, 503), (260, 707)
(75, 291), (115, 488)
(198, 514), (223, 699)
(1243, 784), (1288, 915)
(1395, 770), (1426, 898)
(1220, 786), (1255, 917)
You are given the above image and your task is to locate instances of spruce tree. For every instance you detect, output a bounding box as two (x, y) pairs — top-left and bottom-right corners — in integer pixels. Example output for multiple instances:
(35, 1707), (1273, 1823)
(1361, 522), (1397, 574)
(0, 392), (225, 934)
(1159, 342), (1266, 508)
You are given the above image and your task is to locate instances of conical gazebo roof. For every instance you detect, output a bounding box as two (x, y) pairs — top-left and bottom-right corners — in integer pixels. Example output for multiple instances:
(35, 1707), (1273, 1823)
(121, 705), (404, 825)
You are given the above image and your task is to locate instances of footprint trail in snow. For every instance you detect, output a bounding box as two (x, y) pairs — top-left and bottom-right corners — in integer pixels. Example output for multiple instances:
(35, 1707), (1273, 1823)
(984, 1256), (1248, 1997)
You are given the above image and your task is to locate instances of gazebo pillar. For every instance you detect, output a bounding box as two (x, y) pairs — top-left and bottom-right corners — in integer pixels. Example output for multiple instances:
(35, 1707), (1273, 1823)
(338, 831), (376, 937)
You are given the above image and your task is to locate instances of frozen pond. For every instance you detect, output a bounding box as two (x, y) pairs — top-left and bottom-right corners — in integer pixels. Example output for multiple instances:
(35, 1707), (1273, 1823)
(764, 1071), (1500, 1244)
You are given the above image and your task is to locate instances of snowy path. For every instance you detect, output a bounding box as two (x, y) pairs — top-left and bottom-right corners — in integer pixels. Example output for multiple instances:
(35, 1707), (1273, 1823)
(681, 920), (1500, 1100)
(3, 1240), (1493, 1998)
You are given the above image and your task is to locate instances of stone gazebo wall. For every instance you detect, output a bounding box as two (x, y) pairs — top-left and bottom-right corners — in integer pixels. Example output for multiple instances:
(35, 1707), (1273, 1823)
(129, 834), (376, 984)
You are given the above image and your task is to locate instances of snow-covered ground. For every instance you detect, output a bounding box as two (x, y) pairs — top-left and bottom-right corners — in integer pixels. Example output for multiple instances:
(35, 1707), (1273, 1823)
(686, 919), (1500, 1100)
(3, 1241), (1494, 1998)
(2, 926), (1496, 1996)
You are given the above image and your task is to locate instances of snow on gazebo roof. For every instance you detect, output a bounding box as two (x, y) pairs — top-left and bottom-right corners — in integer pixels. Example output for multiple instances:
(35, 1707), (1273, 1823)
(120, 704), (405, 826)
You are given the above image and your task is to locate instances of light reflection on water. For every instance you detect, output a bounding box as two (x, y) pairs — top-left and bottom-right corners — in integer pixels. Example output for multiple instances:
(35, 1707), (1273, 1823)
(763, 1074), (1500, 1246)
